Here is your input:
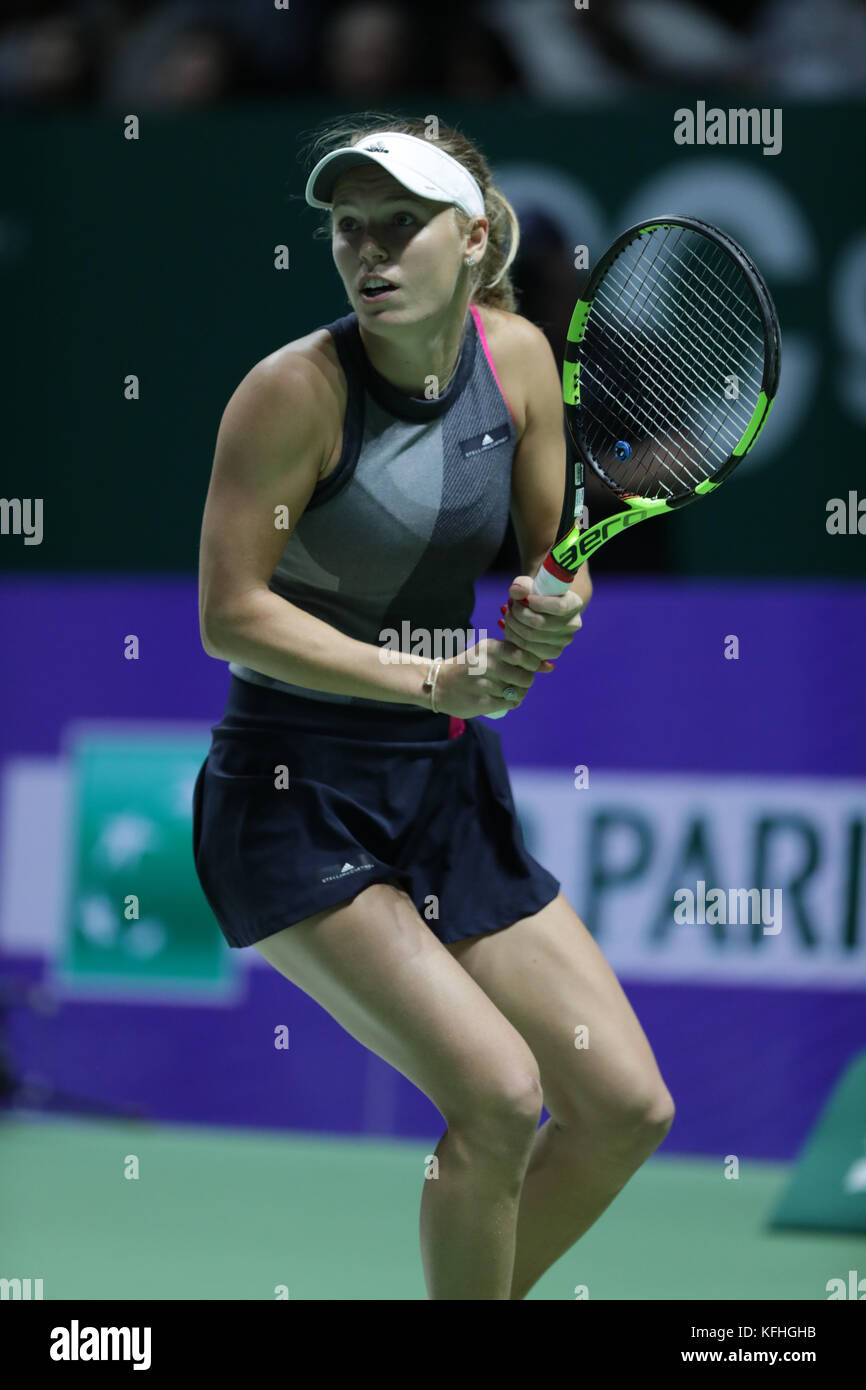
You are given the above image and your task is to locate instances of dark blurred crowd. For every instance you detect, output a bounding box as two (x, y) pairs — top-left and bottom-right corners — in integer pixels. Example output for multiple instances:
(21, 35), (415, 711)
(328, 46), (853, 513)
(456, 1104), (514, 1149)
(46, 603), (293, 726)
(1, 0), (865, 108)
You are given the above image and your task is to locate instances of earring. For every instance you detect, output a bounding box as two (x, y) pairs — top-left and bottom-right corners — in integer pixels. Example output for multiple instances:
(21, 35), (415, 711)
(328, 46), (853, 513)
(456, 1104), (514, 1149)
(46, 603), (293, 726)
(466, 257), (475, 267)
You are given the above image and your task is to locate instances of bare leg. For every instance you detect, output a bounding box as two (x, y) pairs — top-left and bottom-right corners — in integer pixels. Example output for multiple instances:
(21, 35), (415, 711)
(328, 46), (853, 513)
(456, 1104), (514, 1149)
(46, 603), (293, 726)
(419, 1101), (541, 1300)
(443, 893), (676, 1301)
(509, 1112), (673, 1300)
(250, 883), (545, 1299)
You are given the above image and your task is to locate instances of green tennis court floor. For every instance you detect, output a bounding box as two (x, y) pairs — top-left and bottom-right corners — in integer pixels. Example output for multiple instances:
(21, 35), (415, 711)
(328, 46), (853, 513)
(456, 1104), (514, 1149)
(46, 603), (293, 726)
(2, 1113), (858, 1300)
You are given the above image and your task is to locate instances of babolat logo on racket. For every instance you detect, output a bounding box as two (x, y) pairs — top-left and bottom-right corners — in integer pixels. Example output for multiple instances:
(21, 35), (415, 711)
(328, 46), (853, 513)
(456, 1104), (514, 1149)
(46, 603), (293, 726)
(459, 424), (509, 457)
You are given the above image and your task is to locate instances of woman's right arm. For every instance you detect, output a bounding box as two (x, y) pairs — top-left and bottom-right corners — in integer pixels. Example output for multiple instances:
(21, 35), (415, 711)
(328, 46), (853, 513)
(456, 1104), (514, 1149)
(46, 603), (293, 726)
(198, 352), (438, 707)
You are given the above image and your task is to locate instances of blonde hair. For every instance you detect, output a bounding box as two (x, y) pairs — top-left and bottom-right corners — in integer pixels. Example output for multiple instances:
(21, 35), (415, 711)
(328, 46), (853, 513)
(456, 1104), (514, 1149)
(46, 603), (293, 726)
(299, 112), (521, 313)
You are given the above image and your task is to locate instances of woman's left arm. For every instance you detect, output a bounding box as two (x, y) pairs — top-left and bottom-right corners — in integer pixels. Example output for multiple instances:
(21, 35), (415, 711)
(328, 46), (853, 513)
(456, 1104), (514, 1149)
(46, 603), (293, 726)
(502, 320), (591, 666)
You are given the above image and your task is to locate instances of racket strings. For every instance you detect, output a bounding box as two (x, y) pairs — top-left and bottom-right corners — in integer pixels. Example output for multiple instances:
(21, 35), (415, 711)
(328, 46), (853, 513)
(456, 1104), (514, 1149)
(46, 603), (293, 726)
(604, 238), (763, 414)
(661, 242), (765, 354)
(582, 327), (718, 493)
(590, 284), (744, 458)
(665, 241), (767, 351)
(587, 279), (738, 489)
(595, 268), (755, 473)
(632, 248), (765, 405)
(571, 232), (696, 495)
(613, 247), (764, 399)
(590, 236), (730, 470)
(593, 248), (753, 479)
(580, 227), (766, 498)
(684, 244), (766, 469)
(579, 363), (706, 494)
(637, 233), (764, 383)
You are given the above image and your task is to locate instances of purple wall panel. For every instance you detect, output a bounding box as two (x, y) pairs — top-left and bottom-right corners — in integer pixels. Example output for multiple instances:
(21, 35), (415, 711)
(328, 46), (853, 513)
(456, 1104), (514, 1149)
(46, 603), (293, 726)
(487, 577), (866, 775)
(2, 955), (861, 1160)
(1, 574), (864, 1157)
(2, 574), (864, 771)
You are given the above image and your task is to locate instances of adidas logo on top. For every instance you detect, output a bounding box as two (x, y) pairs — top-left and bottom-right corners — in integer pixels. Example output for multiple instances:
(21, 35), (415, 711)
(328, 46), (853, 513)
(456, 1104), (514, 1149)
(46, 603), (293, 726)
(459, 423), (509, 458)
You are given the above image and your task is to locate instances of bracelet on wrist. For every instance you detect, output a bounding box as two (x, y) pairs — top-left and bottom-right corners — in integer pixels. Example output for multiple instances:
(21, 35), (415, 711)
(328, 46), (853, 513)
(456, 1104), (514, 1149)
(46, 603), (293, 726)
(422, 657), (443, 712)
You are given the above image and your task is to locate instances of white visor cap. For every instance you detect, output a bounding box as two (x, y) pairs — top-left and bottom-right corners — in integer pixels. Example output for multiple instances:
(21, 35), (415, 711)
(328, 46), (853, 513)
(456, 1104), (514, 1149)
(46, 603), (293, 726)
(305, 132), (485, 220)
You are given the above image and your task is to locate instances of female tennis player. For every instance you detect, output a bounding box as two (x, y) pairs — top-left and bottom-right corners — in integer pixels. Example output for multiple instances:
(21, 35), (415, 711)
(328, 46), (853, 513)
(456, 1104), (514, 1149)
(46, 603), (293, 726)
(193, 114), (674, 1301)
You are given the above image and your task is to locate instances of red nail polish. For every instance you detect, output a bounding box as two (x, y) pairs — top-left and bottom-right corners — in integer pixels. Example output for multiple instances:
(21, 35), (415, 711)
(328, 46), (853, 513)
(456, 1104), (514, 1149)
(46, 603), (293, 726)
(497, 618), (505, 629)
(500, 604), (508, 615)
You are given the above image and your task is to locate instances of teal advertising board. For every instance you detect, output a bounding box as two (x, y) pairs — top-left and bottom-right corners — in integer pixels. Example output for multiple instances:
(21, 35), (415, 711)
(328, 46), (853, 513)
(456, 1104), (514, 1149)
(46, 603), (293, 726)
(55, 726), (233, 998)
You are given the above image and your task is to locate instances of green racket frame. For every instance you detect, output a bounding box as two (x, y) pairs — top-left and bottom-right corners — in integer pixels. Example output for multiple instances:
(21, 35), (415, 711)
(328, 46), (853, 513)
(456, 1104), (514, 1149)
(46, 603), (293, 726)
(490, 214), (781, 718)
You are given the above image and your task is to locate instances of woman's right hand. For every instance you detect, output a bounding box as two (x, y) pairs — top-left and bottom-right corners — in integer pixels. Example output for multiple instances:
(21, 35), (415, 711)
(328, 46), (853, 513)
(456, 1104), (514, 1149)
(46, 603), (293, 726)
(433, 637), (553, 719)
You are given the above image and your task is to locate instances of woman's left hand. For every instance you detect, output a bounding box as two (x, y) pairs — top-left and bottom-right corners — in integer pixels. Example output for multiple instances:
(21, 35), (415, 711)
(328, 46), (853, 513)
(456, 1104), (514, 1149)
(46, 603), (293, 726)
(497, 575), (584, 671)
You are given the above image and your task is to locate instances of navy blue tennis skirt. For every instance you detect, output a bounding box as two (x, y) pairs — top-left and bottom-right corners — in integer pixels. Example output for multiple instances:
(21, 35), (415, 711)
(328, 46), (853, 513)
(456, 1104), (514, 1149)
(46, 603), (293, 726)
(192, 674), (560, 949)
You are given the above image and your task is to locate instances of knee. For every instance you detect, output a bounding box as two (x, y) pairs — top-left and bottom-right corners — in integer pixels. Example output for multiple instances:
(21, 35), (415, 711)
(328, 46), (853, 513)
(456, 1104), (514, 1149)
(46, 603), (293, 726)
(452, 1070), (544, 1147)
(582, 1084), (675, 1152)
(486, 1071), (545, 1133)
(624, 1087), (675, 1150)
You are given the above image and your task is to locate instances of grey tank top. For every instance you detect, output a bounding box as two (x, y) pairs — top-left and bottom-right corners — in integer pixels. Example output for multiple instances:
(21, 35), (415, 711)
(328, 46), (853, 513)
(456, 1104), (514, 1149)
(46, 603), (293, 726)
(229, 302), (516, 711)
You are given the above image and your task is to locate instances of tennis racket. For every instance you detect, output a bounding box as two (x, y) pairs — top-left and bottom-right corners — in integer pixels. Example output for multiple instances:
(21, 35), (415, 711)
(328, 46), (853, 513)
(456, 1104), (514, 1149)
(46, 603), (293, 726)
(489, 213), (781, 719)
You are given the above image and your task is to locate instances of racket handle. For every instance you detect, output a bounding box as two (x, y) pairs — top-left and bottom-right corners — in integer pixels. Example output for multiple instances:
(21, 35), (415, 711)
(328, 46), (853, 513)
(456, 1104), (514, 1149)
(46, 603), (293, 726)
(530, 563), (573, 598)
(487, 559), (572, 719)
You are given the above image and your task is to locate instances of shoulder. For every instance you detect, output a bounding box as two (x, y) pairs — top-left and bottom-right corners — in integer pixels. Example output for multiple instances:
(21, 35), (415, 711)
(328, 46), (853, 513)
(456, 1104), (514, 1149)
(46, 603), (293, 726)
(249, 325), (347, 413)
(472, 305), (558, 442)
(224, 326), (347, 478)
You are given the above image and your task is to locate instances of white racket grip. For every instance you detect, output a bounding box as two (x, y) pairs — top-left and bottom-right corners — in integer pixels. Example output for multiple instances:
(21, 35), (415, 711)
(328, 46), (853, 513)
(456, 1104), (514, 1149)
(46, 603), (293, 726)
(532, 563), (573, 597)
(487, 560), (572, 719)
